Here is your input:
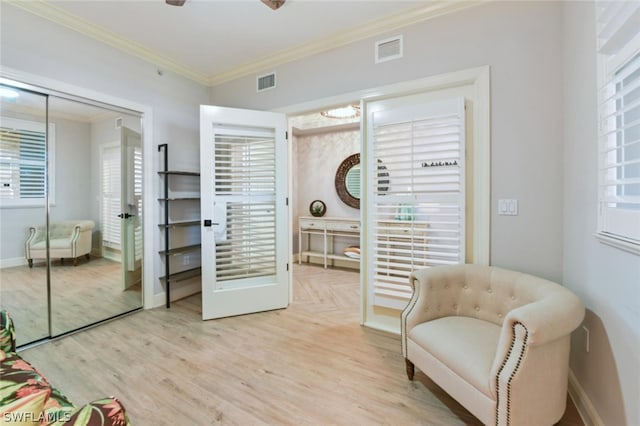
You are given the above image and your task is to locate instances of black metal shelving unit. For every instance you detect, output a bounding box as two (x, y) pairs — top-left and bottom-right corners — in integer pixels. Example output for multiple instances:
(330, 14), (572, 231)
(158, 144), (201, 308)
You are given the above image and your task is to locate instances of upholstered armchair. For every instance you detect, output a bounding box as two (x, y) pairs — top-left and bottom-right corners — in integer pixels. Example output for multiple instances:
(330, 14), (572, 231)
(25, 220), (95, 267)
(401, 264), (585, 426)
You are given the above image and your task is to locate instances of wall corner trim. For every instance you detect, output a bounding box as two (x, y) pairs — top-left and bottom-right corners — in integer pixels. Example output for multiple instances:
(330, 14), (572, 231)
(568, 369), (606, 426)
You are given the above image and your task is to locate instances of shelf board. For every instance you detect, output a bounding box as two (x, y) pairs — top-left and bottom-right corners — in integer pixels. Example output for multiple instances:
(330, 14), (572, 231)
(159, 244), (201, 256)
(158, 170), (200, 176)
(327, 254), (360, 262)
(158, 220), (201, 229)
(300, 251), (324, 258)
(158, 197), (200, 201)
(160, 267), (201, 283)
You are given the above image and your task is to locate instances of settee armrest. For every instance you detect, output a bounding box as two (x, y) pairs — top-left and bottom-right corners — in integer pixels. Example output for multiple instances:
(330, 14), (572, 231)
(502, 288), (585, 347)
(489, 287), (585, 400)
(0, 310), (16, 353)
(26, 225), (46, 245)
(401, 267), (469, 356)
(402, 269), (442, 328)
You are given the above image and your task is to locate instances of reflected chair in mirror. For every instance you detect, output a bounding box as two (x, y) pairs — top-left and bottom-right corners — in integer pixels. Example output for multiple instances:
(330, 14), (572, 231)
(25, 220), (95, 267)
(402, 264), (585, 426)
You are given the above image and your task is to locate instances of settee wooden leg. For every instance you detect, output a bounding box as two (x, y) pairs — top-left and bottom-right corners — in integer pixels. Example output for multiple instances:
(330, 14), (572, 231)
(73, 258), (78, 266)
(28, 259), (33, 268)
(405, 359), (415, 380)
(85, 253), (90, 260)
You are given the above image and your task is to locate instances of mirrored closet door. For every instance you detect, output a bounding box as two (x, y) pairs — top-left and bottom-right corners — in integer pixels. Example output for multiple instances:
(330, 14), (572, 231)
(0, 81), (144, 347)
(0, 86), (49, 345)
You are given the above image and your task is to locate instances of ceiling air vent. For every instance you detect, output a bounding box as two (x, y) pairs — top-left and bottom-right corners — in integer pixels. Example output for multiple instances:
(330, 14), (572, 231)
(257, 72), (276, 93)
(375, 35), (403, 64)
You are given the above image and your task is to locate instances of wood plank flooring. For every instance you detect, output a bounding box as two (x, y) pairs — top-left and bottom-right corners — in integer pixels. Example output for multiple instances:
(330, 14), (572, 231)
(19, 264), (583, 425)
(0, 257), (142, 346)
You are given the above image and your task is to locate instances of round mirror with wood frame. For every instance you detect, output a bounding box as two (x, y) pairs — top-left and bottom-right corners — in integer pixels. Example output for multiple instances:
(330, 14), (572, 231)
(335, 153), (360, 209)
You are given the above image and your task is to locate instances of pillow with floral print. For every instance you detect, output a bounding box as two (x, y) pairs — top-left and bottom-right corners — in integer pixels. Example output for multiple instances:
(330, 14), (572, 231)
(0, 388), (49, 426)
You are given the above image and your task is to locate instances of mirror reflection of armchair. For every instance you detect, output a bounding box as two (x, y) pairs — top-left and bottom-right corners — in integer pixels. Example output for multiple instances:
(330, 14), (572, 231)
(25, 220), (95, 267)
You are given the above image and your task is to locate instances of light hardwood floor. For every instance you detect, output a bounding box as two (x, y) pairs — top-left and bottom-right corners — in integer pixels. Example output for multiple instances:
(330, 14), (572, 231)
(20, 264), (583, 425)
(0, 257), (142, 346)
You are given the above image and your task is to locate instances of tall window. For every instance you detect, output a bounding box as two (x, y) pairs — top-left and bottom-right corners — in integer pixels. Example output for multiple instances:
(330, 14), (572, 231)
(596, 1), (640, 253)
(0, 118), (54, 207)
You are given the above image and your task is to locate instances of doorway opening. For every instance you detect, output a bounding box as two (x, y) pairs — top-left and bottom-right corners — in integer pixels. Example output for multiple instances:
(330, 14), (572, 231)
(290, 104), (362, 274)
(281, 66), (490, 333)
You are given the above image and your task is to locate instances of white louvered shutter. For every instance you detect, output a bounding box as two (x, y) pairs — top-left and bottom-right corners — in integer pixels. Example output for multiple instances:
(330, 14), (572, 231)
(102, 145), (121, 248)
(0, 119), (47, 204)
(134, 146), (143, 261)
(214, 128), (277, 283)
(596, 1), (640, 245)
(368, 97), (465, 309)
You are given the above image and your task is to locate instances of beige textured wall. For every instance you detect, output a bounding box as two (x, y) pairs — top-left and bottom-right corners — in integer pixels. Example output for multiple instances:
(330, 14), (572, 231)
(292, 128), (360, 254)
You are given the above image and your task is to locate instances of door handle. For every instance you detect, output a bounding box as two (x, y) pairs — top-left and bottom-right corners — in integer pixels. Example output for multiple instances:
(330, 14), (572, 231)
(203, 220), (219, 227)
(117, 213), (135, 219)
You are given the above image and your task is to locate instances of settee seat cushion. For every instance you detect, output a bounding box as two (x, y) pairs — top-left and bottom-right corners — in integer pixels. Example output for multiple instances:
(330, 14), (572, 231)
(29, 239), (72, 251)
(409, 316), (500, 397)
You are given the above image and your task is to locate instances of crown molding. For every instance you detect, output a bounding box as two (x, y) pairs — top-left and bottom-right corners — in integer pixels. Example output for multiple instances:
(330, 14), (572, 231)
(6, 0), (211, 86)
(8, 0), (486, 88)
(208, 1), (486, 86)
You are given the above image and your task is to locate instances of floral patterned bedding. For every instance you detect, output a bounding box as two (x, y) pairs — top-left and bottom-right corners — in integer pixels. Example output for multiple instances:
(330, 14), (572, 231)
(0, 310), (131, 426)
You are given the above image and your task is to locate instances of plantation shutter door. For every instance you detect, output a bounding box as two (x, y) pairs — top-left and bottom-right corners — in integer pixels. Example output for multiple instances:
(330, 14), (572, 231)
(134, 146), (143, 262)
(214, 126), (277, 283)
(369, 97), (466, 309)
(102, 145), (121, 248)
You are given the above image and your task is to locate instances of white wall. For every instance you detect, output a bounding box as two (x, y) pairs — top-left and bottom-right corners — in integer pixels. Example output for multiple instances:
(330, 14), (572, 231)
(211, 1), (565, 283)
(1, 4), (210, 300)
(562, 2), (640, 425)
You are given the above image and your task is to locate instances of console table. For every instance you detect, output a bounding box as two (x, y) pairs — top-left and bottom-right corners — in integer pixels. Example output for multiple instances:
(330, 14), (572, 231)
(298, 216), (360, 269)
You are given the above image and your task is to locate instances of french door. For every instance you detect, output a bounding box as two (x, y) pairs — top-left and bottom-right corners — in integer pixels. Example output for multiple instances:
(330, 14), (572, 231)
(120, 126), (142, 289)
(200, 106), (289, 320)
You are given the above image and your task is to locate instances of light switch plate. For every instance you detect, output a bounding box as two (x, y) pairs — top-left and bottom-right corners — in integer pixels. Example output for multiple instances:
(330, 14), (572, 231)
(498, 199), (518, 216)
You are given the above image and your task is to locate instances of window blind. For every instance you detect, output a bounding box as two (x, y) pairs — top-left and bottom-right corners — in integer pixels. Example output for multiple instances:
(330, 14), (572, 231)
(370, 98), (465, 309)
(0, 121), (46, 202)
(134, 146), (143, 262)
(214, 130), (277, 284)
(597, 1), (640, 246)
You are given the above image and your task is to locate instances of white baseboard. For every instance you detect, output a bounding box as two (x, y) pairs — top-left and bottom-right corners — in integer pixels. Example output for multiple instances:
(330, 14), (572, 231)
(568, 369), (605, 426)
(152, 279), (201, 308)
(0, 257), (28, 269)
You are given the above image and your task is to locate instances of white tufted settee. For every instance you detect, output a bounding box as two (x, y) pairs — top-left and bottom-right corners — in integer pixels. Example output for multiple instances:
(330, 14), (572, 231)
(25, 220), (95, 267)
(401, 264), (585, 426)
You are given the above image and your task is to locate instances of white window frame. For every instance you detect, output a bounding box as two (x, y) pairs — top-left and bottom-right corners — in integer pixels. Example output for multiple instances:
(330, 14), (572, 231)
(0, 117), (55, 208)
(595, 1), (640, 255)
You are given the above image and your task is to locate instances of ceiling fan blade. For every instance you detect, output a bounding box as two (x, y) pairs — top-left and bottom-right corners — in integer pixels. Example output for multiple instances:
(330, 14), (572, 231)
(166, 0), (186, 6)
(261, 0), (285, 10)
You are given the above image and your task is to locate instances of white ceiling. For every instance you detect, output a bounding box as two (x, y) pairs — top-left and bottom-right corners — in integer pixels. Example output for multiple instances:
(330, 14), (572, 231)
(13, 0), (474, 86)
